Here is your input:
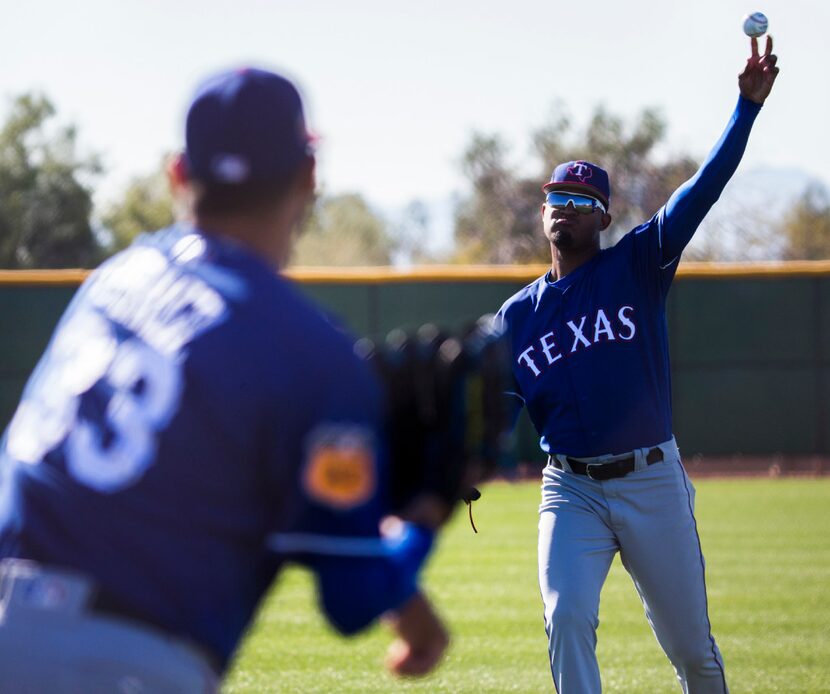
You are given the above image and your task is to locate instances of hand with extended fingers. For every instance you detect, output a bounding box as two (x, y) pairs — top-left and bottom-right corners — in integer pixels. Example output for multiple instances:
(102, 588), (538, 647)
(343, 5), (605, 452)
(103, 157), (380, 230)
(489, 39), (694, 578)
(739, 36), (779, 105)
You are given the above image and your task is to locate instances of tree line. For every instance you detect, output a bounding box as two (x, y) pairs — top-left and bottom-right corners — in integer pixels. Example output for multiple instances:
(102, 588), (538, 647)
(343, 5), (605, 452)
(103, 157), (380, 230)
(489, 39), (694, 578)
(1, 92), (828, 269)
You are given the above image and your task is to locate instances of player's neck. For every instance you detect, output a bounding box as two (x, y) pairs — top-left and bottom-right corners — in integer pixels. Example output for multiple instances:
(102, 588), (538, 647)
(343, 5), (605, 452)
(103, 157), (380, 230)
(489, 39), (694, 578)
(550, 245), (600, 281)
(196, 209), (296, 271)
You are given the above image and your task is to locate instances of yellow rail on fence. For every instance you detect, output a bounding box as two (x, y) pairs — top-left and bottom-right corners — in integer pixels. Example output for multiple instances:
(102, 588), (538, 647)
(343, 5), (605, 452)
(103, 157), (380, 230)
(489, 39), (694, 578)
(1, 260), (830, 286)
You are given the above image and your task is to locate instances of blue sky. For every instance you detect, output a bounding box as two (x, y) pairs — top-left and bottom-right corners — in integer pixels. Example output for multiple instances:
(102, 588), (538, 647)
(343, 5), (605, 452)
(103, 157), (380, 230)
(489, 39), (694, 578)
(2, 0), (827, 251)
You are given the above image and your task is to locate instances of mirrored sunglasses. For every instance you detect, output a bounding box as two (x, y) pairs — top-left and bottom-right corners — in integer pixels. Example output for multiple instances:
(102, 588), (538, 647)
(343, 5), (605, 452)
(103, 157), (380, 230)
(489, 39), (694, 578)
(545, 191), (607, 215)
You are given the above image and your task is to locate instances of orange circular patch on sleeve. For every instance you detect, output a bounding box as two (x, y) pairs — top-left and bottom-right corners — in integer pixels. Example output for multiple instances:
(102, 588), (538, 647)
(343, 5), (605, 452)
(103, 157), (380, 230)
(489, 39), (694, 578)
(303, 443), (376, 510)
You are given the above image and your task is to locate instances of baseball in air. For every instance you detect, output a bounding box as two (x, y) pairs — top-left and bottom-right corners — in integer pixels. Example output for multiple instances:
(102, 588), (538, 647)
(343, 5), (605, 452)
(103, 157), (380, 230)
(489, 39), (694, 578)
(742, 12), (769, 38)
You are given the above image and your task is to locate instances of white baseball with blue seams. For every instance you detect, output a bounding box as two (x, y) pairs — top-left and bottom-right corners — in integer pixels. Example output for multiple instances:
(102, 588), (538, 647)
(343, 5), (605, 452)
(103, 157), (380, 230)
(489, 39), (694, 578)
(743, 12), (769, 38)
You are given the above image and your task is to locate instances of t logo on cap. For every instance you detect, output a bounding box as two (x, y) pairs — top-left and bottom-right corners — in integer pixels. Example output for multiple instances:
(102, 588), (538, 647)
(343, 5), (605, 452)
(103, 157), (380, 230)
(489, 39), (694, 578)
(542, 160), (611, 210)
(567, 162), (593, 184)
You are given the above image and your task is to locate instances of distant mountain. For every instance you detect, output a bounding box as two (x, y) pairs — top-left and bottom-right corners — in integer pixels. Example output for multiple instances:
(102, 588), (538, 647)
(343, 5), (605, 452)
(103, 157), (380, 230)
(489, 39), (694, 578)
(688, 166), (825, 261)
(722, 166), (820, 209)
(381, 167), (826, 265)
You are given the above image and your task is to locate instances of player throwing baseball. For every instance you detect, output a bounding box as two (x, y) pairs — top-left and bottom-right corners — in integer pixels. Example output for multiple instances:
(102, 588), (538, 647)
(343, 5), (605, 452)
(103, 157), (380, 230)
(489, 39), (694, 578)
(496, 38), (778, 693)
(0, 68), (450, 691)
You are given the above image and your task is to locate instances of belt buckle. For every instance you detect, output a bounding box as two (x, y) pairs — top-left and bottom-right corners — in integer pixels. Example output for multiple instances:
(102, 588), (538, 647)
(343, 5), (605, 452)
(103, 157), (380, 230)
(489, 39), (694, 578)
(585, 463), (603, 480)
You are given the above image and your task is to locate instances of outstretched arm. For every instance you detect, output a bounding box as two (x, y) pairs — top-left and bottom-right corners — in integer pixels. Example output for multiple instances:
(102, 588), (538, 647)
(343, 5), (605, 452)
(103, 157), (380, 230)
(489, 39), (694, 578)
(660, 36), (780, 265)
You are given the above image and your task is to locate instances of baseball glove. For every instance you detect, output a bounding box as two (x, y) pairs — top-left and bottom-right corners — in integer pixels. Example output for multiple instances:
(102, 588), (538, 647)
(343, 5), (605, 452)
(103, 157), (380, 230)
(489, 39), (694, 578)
(357, 316), (510, 531)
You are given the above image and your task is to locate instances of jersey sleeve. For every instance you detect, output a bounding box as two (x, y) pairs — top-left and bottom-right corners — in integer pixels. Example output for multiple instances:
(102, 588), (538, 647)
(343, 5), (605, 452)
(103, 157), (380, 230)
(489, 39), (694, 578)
(263, 326), (432, 634)
(494, 306), (527, 431)
(660, 95), (762, 264)
(619, 96), (762, 296)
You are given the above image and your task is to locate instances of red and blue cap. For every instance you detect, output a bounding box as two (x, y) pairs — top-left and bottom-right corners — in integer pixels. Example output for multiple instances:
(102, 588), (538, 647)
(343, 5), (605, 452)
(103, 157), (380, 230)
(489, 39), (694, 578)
(185, 67), (315, 185)
(542, 160), (611, 209)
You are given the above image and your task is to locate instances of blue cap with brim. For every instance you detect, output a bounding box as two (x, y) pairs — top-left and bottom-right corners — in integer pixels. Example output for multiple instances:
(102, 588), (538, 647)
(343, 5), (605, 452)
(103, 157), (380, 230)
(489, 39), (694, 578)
(542, 160), (611, 209)
(185, 68), (314, 185)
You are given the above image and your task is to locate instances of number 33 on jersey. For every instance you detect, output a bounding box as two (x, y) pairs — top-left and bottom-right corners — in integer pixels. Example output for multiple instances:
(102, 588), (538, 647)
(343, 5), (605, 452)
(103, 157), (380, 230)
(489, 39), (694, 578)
(5, 242), (227, 492)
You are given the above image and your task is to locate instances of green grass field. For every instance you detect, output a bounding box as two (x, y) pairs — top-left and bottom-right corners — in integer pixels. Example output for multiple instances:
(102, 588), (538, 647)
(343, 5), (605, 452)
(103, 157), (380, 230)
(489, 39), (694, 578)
(223, 478), (830, 693)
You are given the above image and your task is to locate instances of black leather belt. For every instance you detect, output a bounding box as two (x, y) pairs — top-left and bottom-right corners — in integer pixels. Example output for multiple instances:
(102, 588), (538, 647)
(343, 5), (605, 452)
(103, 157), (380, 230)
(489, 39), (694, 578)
(553, 447), (664, 480)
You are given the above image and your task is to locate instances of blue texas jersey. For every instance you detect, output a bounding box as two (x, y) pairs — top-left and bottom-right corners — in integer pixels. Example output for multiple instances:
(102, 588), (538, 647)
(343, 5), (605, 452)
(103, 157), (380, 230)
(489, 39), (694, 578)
(0, 225), (429, 669)
(497, 96), (762, 458)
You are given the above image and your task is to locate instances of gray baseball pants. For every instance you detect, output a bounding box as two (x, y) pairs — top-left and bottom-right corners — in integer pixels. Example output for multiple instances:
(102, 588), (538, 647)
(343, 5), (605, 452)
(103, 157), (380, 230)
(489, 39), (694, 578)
(0, 559), (219, 694)
(538, 438), (728, 693)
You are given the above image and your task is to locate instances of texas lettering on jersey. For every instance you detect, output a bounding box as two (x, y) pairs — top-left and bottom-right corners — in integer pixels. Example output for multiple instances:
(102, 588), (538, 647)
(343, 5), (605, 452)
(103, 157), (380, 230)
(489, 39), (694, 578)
(517, 305), (637, 377)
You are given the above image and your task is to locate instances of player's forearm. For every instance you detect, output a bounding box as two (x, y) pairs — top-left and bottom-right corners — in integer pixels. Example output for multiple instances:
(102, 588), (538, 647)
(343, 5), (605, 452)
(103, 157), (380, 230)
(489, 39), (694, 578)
(661, 95), (763, 262)
(383, 591), (449, 676)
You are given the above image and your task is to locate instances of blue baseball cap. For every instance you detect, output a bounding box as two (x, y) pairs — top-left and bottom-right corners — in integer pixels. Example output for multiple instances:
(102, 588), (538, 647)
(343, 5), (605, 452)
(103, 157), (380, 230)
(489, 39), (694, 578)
(542, 160), (611, 209)
(185, 67), (314, 185)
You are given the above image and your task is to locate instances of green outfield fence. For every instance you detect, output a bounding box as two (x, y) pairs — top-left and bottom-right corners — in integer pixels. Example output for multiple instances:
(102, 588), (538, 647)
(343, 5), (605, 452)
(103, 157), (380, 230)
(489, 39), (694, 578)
(2, 261), (829, 467)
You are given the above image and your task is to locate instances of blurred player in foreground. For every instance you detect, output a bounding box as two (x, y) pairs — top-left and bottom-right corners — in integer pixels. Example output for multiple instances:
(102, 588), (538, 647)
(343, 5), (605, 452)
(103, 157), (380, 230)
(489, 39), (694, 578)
(0, 68), (449, 692)
(496, 38), (778, 693)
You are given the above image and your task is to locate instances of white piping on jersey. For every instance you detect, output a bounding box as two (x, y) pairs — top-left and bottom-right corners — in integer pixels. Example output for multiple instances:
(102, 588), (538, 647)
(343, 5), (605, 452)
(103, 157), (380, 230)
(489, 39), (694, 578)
(655, 208), (680, 270)
(505, 390), (526, 404)
(267, 532), (389, 557)
(660, 255), (680, 270)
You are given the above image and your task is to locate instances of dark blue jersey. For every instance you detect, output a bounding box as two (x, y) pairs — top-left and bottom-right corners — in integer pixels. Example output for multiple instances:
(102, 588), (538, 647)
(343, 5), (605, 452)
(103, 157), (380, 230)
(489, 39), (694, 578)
(497, 96), (762, 457)
(0, 225), (429, 669)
